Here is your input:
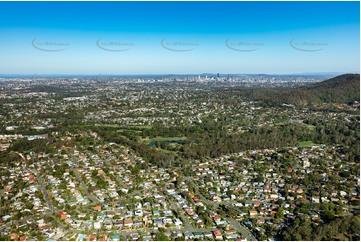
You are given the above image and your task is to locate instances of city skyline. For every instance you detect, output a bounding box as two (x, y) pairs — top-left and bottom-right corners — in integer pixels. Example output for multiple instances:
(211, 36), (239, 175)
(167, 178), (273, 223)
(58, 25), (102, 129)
(0, 1), (359, 74)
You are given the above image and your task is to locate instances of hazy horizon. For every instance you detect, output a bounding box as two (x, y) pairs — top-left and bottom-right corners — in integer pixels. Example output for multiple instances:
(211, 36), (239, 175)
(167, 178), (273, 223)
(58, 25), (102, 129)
(0, 71), (359, 78)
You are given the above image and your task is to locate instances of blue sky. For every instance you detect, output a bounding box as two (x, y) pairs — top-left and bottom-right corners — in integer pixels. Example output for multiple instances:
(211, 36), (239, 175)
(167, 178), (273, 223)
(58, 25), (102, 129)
(0, 1), (359, 75)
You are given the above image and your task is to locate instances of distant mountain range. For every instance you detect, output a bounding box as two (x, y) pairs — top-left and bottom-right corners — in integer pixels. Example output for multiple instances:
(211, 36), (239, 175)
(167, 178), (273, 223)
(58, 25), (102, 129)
(240, 74), (360, 105)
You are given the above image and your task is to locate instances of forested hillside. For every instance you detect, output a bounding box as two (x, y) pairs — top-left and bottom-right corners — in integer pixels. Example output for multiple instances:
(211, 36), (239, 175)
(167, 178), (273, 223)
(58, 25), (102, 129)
(235, 74), (360, 106)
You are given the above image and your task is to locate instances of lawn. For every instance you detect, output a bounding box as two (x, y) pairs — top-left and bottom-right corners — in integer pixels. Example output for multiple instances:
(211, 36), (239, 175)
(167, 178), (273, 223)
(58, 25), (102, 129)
(146, 136), (187, 143)
(302, 123), (316, 130)
(121, 125), (152, 130)
(95, 124), (151, 129)
(299, 140), (315, 147)
(94, 124), (121, 128)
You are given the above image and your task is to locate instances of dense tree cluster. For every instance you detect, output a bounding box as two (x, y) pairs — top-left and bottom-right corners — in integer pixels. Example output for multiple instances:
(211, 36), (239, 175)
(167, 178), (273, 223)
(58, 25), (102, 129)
(281, 215), (360, 241)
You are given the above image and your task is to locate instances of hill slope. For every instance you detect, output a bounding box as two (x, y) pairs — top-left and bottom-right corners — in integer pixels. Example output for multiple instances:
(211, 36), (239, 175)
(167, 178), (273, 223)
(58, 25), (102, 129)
(244, 74), (360, 106)
(300, 74), (360, 103)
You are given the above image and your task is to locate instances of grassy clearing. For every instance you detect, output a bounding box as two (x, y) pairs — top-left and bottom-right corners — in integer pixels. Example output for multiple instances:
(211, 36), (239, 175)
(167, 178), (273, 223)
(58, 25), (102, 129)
(94, 124), (121, 128)
(146, 136), (187, 143)
(95, 124), (151, 129)
(299, 140), (315, 147)
(302, 123), (316, 130)
(123, 125), (151, 130)
(116, 129), (142, 133)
